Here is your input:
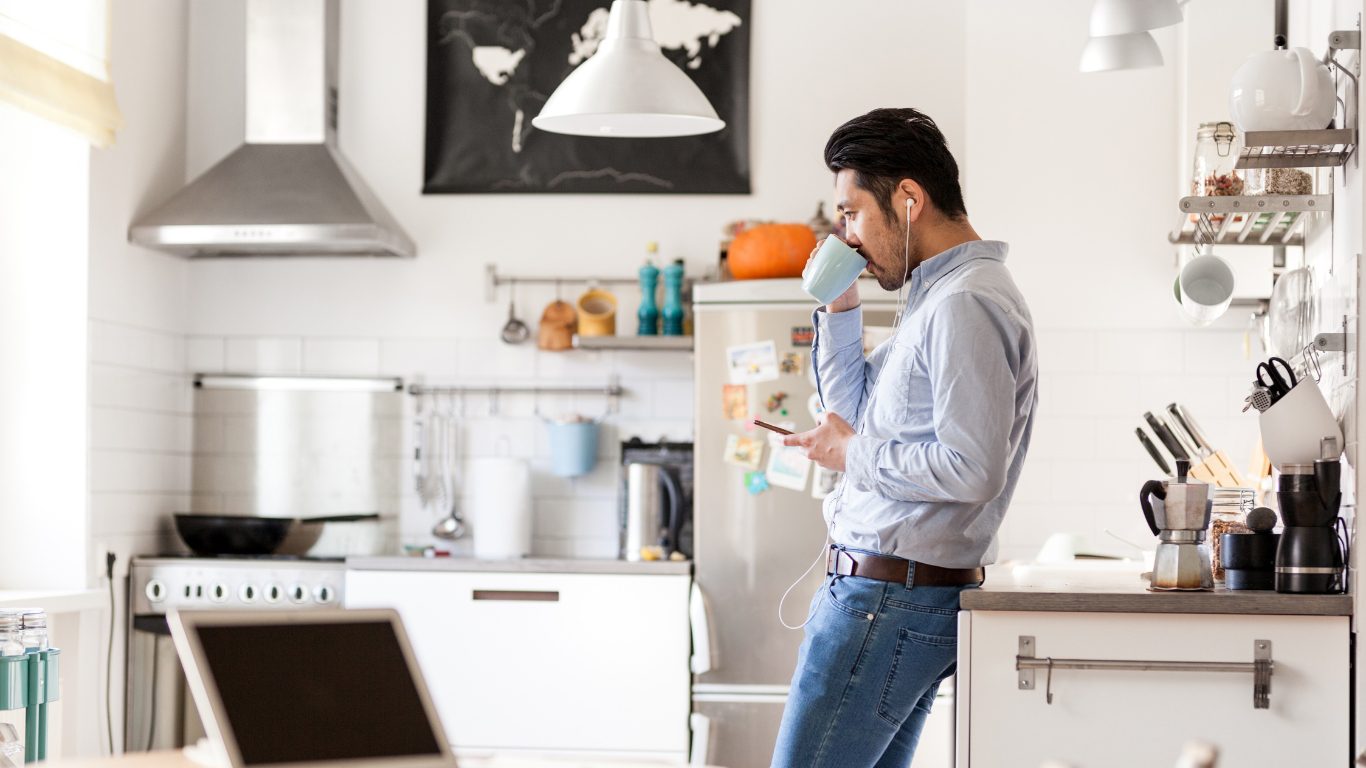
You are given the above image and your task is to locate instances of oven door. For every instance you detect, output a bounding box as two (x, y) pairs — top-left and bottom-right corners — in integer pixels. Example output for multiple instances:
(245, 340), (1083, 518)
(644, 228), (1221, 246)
(124, 614), (205, 752)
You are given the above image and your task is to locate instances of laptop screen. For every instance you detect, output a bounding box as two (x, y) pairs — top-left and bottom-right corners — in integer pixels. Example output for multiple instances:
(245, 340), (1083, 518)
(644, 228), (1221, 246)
(193, 620), (445, 766)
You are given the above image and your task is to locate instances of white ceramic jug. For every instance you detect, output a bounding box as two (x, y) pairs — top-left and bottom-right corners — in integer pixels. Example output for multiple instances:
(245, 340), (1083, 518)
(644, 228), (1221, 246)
(1230, 47), (1336, 132)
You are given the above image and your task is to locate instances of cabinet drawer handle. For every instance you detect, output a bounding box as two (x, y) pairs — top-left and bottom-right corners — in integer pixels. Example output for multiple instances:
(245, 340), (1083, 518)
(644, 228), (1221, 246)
(472, 590), (559, 602)
(1016, 636), (1274, 709)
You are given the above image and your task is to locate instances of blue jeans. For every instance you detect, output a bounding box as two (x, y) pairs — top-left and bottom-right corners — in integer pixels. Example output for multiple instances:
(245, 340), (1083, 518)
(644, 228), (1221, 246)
(771, 565), (967, 768)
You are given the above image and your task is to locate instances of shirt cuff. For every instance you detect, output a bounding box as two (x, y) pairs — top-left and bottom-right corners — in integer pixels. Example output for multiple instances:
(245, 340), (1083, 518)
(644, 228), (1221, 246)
(815, 303), (865, 352)
(843, 433), (881, 492)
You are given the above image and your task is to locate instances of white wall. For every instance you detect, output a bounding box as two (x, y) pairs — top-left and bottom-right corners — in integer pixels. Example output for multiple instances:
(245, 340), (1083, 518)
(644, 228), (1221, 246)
(0, 99), (90, 589)
(181, 0), (969, 556)
(86, 0), (191, 752)
(174, 0), (1273, 561)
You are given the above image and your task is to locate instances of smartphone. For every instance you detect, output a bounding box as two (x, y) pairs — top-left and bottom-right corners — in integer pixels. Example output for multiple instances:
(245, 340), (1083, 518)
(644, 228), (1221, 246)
(752, 419), (794, 436)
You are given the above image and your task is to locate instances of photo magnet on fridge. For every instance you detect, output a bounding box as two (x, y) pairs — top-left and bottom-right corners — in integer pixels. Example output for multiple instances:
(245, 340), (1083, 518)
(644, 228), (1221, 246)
(766, 444), (811, 491)
(723, 434), (765, 470)
(722, 384), (748, 420)
(779, 352), (804, 375)
(726, 340), (780, 384)
(811, 467), (841, 499)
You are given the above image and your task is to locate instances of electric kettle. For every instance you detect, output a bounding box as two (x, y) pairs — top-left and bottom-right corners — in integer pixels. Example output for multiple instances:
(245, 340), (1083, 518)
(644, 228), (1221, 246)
(1230, 46), (1336, 132)
(621, 462), (683, 561)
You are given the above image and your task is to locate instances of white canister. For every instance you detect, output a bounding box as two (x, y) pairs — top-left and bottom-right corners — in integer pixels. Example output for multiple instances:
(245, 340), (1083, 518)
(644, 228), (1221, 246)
(466, 457), (532, 560)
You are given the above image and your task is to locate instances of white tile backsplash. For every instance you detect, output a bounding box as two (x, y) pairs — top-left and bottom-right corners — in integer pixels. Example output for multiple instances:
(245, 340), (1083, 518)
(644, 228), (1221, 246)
(225, 337), (303, 373)
(186, 336), (225, 373)
(303, 338), (381, 375)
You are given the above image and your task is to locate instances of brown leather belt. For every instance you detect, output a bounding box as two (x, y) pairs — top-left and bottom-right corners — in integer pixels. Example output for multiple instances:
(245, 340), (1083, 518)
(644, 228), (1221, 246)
(827, 546), (984, 587)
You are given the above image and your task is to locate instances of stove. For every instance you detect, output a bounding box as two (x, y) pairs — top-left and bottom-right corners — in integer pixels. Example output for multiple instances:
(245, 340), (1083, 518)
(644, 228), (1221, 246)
(126, 556), (350, 752)
(129, 555), (347, 617)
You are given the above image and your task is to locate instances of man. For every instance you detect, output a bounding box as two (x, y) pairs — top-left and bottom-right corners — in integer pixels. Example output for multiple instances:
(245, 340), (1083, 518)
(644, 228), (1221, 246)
(771, 108), (1038, 767)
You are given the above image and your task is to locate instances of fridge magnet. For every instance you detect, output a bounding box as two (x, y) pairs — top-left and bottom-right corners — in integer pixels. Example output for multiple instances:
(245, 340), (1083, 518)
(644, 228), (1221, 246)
(811, 467), (841, 499)
(766, 444), (811, 491)
(723, 434), (765, 470)
(790, 326), (814, 346)
(779, 352), (804, 375)
(807, 393), (825, 423)
(726, 340), (780, 385)
(765, 391), (788, 414)
(744, 471), (769, 495)
(722, 384), (748, 420)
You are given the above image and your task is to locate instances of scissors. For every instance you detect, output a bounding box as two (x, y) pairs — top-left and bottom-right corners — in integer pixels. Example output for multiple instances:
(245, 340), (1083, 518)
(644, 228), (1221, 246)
(1255, 356), (1297, 402)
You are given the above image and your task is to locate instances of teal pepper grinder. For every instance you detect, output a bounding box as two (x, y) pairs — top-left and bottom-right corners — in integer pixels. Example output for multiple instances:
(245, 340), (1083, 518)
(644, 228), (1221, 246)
(662, 259), (685, 336)
(638, 245), (660, 336)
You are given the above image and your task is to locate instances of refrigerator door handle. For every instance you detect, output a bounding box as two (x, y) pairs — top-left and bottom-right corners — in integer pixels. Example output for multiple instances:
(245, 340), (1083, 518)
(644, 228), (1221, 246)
(690, 581), (714, 674)
(689, 712), (711, 767)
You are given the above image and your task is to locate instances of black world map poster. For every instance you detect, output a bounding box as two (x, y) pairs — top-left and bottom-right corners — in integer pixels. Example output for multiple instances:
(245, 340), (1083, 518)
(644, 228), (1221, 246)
(423, 0), (751, 194)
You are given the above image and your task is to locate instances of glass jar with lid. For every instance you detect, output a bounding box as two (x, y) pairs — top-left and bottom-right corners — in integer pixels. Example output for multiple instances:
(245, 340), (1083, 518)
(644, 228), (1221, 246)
(0, 613), (22, 657)
(1191, 121), (1244, 197)
(1209, 487), (1255, 582)
(18, 610), (46, 652)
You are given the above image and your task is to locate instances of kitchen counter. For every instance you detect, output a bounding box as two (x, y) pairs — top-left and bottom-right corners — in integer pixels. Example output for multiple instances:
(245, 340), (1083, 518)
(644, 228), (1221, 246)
(961, 580), (1352, 616)
(346, 556), (692, 575)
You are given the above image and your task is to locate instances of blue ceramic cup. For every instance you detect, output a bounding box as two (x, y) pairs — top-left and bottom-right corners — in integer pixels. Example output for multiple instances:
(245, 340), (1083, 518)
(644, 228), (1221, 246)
(546, 419), (599, 477)
(801, 236), (867, 304)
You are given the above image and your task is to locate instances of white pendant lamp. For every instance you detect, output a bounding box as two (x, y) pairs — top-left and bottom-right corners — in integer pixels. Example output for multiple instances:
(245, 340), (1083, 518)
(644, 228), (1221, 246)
(1088, 0), (1182, 37)
(1080, 30), (1164, 73)
(532, 0), (725, 138)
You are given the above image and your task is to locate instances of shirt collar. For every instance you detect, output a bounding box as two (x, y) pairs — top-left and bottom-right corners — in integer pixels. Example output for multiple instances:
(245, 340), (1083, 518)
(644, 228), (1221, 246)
(909, 240), (1008, 296)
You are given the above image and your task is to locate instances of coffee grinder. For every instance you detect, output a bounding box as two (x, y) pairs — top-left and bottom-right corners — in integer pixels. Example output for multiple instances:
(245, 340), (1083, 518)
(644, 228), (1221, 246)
(1140, 459), (1214, 591)
(1275, 438), (1347, 593)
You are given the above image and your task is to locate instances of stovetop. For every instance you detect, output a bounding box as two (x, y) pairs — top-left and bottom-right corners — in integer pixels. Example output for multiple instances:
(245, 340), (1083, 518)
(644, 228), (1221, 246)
(130, 555), (347, 616)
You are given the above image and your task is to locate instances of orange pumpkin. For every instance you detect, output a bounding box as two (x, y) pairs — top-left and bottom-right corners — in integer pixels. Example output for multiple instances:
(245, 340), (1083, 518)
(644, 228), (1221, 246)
(728, 223), (818, 280)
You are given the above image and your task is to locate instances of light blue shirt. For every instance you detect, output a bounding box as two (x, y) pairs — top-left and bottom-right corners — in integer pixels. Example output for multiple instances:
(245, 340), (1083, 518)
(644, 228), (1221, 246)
(812, 240), (1038, 568)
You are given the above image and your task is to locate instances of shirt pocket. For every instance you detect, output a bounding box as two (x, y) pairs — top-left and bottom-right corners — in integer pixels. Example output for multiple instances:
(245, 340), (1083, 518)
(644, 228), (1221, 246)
(872, 340), (926, 424)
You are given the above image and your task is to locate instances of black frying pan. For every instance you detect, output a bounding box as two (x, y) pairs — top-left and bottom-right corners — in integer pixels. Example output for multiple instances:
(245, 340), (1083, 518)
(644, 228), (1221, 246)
(174, 514), (295, 556)
(174, 513), (382, 556)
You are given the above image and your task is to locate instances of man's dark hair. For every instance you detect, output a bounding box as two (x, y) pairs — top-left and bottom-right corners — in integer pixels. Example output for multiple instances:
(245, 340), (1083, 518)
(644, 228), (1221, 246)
(823, 107), (967, 223)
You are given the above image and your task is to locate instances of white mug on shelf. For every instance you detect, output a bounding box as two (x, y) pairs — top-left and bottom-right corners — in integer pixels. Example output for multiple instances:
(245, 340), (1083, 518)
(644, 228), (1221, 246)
(1176, 253), (1235, 326)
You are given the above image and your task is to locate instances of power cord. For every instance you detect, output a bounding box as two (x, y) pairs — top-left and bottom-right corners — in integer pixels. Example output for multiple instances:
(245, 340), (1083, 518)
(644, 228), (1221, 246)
(104, 552), (116, 756)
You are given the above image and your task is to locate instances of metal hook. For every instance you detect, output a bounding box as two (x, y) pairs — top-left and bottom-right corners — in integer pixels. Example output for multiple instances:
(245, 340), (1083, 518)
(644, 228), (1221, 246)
(1045, 657), (1055, 705)
(1304, 342), (1323, 382)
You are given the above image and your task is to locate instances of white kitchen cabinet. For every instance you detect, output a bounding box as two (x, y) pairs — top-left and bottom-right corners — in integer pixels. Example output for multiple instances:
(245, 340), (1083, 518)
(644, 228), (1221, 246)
(345, 569), (691, 759)
(956, 611), (1349, 767)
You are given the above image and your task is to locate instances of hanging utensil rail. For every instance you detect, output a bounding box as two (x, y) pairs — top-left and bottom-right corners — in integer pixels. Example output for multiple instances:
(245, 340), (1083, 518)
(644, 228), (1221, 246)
(485, 264), (694, 302)
(408, 379), (625, 398)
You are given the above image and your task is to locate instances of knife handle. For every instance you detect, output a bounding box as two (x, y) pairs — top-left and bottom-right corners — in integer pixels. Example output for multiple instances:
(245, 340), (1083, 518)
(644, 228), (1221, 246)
(1144, 412), (1190, 462)
(1135, 428), (1172, 476)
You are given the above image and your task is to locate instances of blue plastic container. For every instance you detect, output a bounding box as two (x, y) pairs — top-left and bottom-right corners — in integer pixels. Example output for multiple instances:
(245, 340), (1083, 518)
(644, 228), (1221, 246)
(546, 421), (599, 477)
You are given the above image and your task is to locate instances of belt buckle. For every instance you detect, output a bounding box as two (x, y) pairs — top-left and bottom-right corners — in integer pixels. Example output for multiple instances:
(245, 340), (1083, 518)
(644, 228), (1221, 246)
(834, 548), (858, 577)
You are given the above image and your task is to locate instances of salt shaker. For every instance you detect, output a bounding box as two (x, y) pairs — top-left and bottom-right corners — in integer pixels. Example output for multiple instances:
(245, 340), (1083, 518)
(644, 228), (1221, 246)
(0, 613), (21, 657)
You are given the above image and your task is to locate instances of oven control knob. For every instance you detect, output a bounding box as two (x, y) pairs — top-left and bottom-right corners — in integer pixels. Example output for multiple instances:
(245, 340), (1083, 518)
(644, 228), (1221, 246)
(314, 585), (335, 604)
(289, 584), (308, 604)
(210, 584), (229, 603)
(264, 584), (283, 604)
(144, 580), (166, 603)
(238, 584), (258, 603)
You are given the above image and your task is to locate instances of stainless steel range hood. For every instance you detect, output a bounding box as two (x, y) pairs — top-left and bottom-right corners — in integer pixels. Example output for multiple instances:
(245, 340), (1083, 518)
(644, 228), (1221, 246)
(129, 0), (415, 258)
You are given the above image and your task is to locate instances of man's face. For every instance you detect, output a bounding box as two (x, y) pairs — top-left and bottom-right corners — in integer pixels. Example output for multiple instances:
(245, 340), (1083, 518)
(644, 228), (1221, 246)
(833, 169), (911, 291)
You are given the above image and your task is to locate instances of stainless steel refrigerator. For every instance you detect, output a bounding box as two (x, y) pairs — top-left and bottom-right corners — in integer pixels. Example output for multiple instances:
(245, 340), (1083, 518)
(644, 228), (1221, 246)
(689, 278), (899, 767)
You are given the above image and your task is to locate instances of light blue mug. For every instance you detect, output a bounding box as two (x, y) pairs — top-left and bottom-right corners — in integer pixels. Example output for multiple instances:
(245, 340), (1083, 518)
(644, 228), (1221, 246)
(545, 419), (599, 477)
(801, 236), (867, 304)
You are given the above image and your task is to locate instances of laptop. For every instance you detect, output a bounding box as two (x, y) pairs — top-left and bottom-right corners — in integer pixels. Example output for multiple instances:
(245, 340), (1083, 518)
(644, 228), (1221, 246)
(169, 608), (458, 768)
